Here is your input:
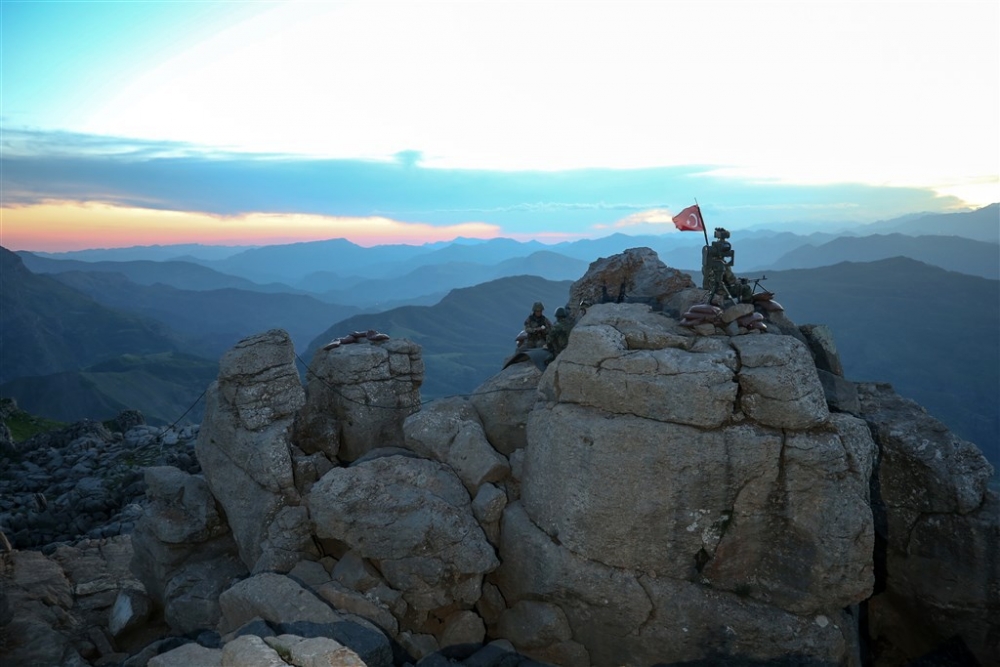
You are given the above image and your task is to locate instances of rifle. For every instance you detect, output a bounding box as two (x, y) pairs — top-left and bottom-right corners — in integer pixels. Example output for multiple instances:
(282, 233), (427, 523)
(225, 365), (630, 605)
(738, 275), (767, 295)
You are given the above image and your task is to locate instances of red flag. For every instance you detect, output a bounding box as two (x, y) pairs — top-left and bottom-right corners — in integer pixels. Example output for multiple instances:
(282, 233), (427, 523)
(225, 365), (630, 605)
(672, 204), (705, 232)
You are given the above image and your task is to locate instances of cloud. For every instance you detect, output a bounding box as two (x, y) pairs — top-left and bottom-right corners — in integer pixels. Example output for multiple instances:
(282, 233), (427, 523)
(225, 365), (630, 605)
(1, 129), (970, 242)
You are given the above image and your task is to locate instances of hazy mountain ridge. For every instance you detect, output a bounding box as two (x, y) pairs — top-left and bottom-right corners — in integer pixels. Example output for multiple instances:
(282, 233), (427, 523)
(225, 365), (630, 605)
(48, 269), (362, 357)
(20, 206), (997, 293)
(2, 206), (996, 457)
(767, 233), (999, 278)
(16, 252), (303, 294)
(859, 203), (999, 242)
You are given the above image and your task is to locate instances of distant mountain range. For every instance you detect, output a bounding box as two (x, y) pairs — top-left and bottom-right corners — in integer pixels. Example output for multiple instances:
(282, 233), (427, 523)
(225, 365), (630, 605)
(766, 233), (999, 278)
(2, 205), (997, 465)
(0, 248), (219, 424)
(859, 204), (999, 242)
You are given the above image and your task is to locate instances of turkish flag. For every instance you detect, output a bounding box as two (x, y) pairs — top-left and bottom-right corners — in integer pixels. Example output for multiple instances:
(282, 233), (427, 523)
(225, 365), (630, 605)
(672, 204), (705, 232)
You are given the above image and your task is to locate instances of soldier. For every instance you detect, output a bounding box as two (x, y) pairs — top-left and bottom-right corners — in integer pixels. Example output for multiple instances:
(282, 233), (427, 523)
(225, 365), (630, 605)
(522, 301), (552, 349)
(702, 227), (752, 303)
(546, 306), (574, 357)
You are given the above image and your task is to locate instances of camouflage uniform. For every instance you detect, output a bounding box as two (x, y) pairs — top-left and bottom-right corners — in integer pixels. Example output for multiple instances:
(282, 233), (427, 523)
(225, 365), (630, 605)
(702, 228), (753, 303)
(522, 302), (552, 349)
(546, 308), (574, 356)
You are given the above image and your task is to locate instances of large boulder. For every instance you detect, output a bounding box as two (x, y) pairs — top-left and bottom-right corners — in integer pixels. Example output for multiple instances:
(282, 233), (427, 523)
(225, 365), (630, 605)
(469, 363), (542, 455)
(496, 503), (855, 667)
(195, 329), (312, 573)
(308, 455), (499, 619)
(297, 337), (423, 463)
(567, 246), (695, 314)
(539, 303), (739, 428)
(403, 397), (510, 495)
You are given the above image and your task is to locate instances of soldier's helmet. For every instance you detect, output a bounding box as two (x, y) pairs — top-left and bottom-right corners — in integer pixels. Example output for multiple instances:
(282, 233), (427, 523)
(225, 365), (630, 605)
(714, 227), (731, 240)
(555, 307), (568, 319)
(533, 301), (544, 312)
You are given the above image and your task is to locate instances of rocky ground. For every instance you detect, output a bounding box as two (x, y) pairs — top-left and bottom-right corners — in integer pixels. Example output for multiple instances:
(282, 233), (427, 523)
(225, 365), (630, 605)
(0, 411), (200, 551)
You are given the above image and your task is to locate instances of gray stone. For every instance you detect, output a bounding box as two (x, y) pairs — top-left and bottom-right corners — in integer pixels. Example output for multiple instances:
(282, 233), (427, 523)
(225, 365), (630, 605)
(195, 329), (306, 573)
(439, 609), (486, 649)
(108, 587), (153, 637)
(800, 323), (845, 376)
(298, 338), (423, 462)
(523, 404), (782, 577)
(817, 368), (861, 414)
(858, 382), (998, 666)
(220, 634), (286, 667)
(403, 398), (510, 494)
(567, 246), (695, 315)
(731, 333), (830, 429)
(469, 363), (542, 455)
(147, 642), (222, 667)
(218, 572), (345, 635)
(308, 455), (498, 612)
(497, 600), (572, 650)
(539, 303), (738, 428)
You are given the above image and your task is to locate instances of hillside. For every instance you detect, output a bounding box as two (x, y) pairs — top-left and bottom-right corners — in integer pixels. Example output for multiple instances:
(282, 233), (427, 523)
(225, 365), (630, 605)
(304, 275), (574, 398)
(0, 352), (217, 426)
(0, 247), (182, 384)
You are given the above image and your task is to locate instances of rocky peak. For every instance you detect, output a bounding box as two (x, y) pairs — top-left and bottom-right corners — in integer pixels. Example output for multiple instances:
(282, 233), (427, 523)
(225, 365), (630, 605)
(2, 247), (996, 667)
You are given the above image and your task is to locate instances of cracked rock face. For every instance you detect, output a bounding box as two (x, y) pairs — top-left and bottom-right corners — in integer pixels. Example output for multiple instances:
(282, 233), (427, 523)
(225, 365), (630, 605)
(194, 329), (310, 573)
(505, 303), (875, 664)
(858, 382), (998, 666)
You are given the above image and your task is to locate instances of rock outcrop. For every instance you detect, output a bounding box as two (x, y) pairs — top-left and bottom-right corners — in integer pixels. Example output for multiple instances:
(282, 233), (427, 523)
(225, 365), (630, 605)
(3, 247), (995, 667)
(296, 336), (423, 463)
(504, 302), (875, 664)
(195, 329), (313, 575)
(858, 382), (998, 667)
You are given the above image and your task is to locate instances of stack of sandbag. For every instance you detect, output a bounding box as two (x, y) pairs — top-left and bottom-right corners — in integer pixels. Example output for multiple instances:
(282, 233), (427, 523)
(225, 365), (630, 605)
(737, 311), (768, 332)
(679, 304), (723, 331)
(322, 329), (391, 350)
(751, 291), (784, 312)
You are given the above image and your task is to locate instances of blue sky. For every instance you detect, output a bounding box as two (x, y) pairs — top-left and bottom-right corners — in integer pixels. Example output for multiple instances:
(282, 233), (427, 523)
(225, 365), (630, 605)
(2, 1), (998, 250)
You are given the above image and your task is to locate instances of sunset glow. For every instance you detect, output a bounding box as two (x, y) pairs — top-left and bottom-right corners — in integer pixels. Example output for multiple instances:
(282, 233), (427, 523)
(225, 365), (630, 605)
(0, 202), (501, 252)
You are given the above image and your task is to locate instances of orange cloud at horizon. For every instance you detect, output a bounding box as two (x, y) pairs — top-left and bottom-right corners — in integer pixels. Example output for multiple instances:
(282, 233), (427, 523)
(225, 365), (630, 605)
(0, 201), (503, 252)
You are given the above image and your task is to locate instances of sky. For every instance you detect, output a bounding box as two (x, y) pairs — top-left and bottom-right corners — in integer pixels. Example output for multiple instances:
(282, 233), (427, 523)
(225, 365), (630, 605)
(1, 0), (998, 251)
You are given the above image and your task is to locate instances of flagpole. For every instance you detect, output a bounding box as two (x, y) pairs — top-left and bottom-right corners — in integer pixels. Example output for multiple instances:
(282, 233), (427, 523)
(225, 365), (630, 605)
(694, 198), (710, 246)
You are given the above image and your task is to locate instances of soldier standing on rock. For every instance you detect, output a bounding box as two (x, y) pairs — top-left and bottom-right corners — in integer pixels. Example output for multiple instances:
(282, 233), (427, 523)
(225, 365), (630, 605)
(703, 228), (752, 304)
(522, 302), (551, 349)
